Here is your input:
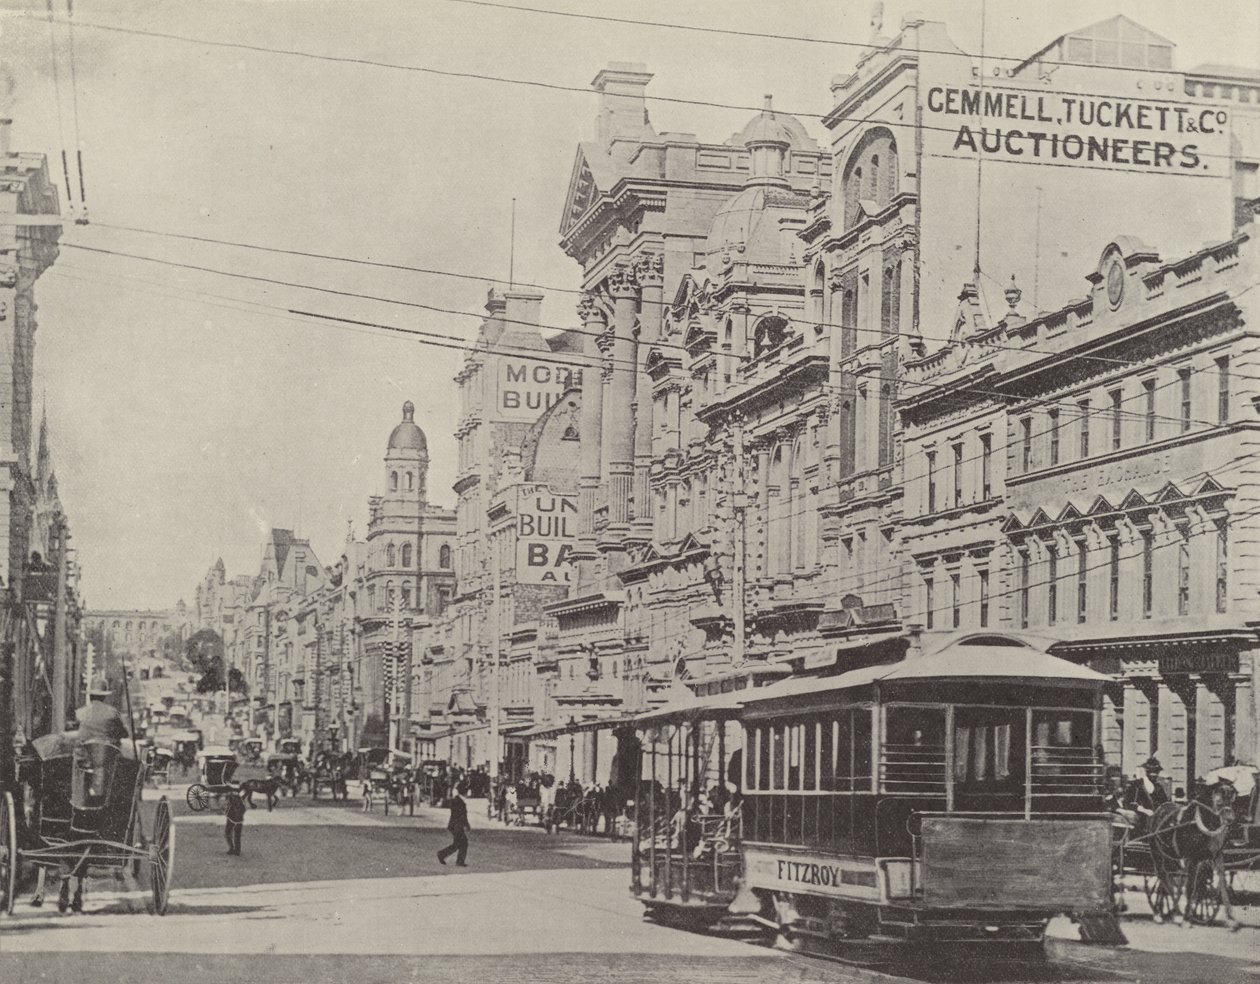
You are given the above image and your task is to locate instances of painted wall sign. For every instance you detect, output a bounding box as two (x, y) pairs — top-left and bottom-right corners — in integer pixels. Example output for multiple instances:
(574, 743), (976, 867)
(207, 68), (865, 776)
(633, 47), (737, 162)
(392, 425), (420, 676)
(1158, 651), (1239, 675)
(925, 84), (1231, 176)
(495, 358), (580, 422)
(515, 488), (577, 584)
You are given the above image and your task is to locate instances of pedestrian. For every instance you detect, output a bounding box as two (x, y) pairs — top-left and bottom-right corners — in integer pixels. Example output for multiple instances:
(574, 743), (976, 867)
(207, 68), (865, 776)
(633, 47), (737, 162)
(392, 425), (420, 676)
(437, 785), (471, 867)
(225, 790), (246, 856)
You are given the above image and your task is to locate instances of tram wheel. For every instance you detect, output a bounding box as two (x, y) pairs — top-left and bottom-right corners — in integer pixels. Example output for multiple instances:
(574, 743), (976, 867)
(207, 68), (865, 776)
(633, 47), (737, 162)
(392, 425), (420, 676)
(149, 797), (174, 916)
(1187, 860), (1221, 926)
(0, 791), (17, 916)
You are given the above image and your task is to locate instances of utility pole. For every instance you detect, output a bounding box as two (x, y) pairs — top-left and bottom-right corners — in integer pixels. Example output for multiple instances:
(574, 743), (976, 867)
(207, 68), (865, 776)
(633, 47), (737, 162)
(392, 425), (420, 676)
(51, 514), (69, 731)
(731, 415), (747, 667)
(489, 525), (501, 782)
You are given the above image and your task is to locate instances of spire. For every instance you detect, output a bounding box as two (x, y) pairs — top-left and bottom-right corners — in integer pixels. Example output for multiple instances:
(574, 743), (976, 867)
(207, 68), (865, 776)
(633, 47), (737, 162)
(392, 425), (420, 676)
(36, 399), (51, 489)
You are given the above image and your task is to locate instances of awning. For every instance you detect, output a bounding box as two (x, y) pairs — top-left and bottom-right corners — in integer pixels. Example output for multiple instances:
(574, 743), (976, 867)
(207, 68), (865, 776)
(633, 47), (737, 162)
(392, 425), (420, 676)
(742, 634), (1110, 710)
(633, 689), (747, 726)
(521, 715), (634, 740)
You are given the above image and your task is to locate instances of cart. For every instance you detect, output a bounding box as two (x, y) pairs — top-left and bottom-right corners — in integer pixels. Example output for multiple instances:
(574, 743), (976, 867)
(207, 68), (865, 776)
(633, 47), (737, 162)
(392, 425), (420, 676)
(356, 747), (394, 814)
(147, 745), (174, 786)
(239, 737), (264, 765)
(185, 747), (241, 812)
(2, 740), (174, 916)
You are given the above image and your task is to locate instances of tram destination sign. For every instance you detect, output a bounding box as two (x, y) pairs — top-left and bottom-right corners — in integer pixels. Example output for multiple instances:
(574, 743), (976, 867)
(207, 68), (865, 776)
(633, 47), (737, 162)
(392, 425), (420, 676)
(925, 84), (1231, 176)
(743, 847), (880, 902)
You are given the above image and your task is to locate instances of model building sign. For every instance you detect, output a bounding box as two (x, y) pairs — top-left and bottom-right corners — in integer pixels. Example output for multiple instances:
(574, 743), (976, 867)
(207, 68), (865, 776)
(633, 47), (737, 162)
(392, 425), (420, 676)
(926, 84), (1231, 174)
(495, 358), (580, 421)
(515, 487), (577, 584)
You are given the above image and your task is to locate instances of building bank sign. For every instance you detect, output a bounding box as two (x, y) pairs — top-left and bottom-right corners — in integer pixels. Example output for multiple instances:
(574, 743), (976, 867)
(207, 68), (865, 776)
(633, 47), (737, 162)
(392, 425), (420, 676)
(495, 358), (580, 422)
(925, 84), (1231, 175)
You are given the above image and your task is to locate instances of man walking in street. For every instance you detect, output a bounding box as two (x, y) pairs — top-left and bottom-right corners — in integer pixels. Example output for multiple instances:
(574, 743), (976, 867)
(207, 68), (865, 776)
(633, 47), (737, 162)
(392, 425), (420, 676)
(225, 790), (246, 856)
(437, 784), (470, 867)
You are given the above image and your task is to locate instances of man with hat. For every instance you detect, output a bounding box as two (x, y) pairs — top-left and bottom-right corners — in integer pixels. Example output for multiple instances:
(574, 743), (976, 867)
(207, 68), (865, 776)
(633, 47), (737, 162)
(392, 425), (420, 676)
(1123, 756), (1169, 834)
(77, 676), (130, 748)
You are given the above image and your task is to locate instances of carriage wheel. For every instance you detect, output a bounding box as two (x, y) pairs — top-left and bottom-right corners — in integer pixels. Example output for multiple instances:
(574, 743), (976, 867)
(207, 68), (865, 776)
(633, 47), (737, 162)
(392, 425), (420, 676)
(1187, 860), (1222, 926)
(133, 830), (147, 879)
(186, 784), (209, 812)
(1143, 873), (1176, 919)
(0, 791), (17, 916)
(149, 797), (174, 915)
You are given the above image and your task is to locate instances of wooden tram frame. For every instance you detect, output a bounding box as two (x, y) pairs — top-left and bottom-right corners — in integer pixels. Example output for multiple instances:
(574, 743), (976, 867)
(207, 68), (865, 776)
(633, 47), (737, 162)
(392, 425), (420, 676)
(630, 634), (1116, 958)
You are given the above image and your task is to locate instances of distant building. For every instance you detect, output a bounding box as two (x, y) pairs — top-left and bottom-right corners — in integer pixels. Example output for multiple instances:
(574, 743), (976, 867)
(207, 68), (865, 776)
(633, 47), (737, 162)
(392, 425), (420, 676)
(82, 605), (190, 661)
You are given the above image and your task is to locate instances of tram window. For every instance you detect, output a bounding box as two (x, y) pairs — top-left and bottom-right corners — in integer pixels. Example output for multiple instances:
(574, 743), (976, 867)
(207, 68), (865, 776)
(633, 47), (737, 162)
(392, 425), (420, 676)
(1032, 709), (1092, 749)
(953, 707), (1024, 787)
(756, 726), (771, 791)
(770, 726), (785, 790)
(803, 722), (818, 789)
(884, 706), (947, 792)
(819, 720), (835, 789)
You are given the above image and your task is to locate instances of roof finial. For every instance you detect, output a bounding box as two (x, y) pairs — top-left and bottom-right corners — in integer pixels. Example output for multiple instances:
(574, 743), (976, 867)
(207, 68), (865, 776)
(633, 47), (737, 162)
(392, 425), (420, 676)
(1004, 274), (1022, 311)
(402, 400), (415, 421)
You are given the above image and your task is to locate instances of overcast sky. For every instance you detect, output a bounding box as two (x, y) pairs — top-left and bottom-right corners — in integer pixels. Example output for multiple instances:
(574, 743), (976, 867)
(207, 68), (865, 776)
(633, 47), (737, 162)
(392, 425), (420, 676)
(2, 0), (1257, 610)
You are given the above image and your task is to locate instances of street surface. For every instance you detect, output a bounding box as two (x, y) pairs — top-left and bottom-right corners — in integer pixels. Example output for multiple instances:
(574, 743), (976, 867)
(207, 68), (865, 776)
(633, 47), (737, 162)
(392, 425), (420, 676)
(2, 785), (1258, 983)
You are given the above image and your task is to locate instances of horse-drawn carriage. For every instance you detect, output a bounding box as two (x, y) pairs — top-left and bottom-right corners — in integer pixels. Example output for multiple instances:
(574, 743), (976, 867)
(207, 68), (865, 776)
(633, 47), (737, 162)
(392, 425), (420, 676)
(169, 729), (202, 778)
(310, 754), (349, 801)
(185, 747), (241, 813)
(239, 737), (263, 765)
(1113, 765), (1260, 927)
(355, 747), (400, 813)
(2, 740), (173, 916)
(147, 744), (174, 786)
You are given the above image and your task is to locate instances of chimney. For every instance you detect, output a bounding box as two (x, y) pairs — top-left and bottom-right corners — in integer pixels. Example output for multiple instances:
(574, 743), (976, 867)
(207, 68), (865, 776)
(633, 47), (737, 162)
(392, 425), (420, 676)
(591, 63), (654, 145)
(503, 289), (544, 331)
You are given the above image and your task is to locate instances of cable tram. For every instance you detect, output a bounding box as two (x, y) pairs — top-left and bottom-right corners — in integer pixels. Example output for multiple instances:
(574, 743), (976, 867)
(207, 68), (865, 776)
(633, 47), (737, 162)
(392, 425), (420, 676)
(631, 635), (1115, 958)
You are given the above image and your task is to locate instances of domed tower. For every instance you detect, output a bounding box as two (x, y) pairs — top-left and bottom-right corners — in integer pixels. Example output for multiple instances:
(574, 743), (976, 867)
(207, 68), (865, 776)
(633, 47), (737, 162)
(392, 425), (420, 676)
(385, 401), (428, 503)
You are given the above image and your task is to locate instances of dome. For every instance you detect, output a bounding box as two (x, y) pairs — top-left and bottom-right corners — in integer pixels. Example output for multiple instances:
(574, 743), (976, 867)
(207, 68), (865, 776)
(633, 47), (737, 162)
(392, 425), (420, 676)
(387, 401), (428, 454)
(704, 185), (809, 268)
(730, 95), (813, 150)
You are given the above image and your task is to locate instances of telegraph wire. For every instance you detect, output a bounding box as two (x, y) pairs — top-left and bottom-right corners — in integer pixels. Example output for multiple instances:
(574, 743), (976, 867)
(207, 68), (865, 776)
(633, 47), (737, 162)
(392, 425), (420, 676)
(52, 239), (1253, 434)
(77, 221), (1260, 386)
(28, 14), (1246, 165)
(438, 0), (1255, 84)
(42, 0), (73, 203)
(64, 0), (88, 211)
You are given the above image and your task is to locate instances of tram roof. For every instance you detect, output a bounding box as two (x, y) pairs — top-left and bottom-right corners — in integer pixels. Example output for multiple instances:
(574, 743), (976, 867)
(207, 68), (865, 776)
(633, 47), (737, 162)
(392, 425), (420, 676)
(741, 636), (1109, 708)
(634, 688), (748, 725)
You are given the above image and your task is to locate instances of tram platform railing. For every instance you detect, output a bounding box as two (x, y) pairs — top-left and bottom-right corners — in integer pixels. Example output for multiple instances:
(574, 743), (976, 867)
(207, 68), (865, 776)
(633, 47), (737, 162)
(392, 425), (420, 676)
(635, 810), (744, 906)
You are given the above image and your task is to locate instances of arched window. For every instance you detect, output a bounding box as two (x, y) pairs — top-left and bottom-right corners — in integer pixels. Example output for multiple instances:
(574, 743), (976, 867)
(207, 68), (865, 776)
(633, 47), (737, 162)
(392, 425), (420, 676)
(386, 543), (396, 567)
(752, 316), (790, 358)
(401, 543), (413, 567)
(386, 581), (395, 607)
(439, 544), (452, 569)
(843, 128), (899, 229)
(390, 471), (399, 492)
(402, 585), (412, 609)
(405, 472), (414, 491)
(810, 261), (826, 325)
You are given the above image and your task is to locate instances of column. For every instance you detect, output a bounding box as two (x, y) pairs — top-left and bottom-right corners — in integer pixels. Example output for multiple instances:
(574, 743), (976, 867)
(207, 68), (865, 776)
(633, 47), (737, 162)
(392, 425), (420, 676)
(1101, 682), (1123, 767)
(1121, 678), (1152, 776)
(1157, 680), (1190, 791)
(1195, 675), (1226, 778)
(602, 264), (640, 535)
(575, 293), (606, 588)
(631, 253), (663, 543)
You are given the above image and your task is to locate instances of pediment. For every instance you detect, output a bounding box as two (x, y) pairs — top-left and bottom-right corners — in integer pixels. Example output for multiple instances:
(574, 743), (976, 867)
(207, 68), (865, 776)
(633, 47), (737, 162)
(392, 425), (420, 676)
(1085, 495), (1114, 517)
(560, 147), (603, 236)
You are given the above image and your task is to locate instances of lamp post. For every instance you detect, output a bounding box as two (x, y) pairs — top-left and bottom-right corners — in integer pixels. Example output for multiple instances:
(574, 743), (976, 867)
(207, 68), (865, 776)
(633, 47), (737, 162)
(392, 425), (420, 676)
(568, 717), (577, 783)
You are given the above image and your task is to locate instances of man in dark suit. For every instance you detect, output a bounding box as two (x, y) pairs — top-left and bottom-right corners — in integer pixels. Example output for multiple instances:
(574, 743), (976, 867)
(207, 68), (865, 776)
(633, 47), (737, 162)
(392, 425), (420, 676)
(437, 786), (470, 867)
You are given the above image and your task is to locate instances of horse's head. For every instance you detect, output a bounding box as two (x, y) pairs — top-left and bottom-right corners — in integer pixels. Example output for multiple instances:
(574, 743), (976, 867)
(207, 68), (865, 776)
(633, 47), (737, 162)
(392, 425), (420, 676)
(1211, 782), (1237, 824)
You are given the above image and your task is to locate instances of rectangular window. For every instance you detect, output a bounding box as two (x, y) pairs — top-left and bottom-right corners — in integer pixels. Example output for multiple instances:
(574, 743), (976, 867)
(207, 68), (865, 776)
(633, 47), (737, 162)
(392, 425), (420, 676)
(1216, 522), (1228, 613)
(1110, 389), (1123, 450)
(1109, 539), (1121, 620)
(1179, 368), (1192, 432)
(925, 576), (935, 630)
(979, 570), (990, 627)
(1143, 378), (1157, 441)
(1076, 541), (1088, 623)
(1020, 553), (1030, 629)
(1021, 417), (1033, 473)
(1078, 399), (1091, 458)
(1178, 529), (1191, 615)
(1049, 410), (1060, 466)
(952, 443), (963, 507)
(926, 451), (937, 513)
(1142, 530), (1154, 618)
(980, 434), (992, 498)
(1217, 356), (1230, 424)
(1047, 547), (1058, 625)
(950, 572), (961, 628)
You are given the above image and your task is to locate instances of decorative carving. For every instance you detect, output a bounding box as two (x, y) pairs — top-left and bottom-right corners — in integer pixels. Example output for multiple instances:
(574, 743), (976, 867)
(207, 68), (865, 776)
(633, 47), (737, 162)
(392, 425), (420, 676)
(576, 292), (599, 324)
(606, 263), (640, 300)
(633, 252), (665, 288)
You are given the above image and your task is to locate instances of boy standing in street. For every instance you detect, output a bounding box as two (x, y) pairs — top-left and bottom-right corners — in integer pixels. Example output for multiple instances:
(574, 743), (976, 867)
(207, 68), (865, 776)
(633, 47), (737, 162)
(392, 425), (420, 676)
(225, 790), (246, 856)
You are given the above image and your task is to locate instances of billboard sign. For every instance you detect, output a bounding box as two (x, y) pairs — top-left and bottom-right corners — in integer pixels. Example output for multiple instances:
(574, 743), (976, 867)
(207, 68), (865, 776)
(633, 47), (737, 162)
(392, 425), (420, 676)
(924, 83), (1231, 176)
(514, 486), (577, 585)
(495, 358), (581, 422)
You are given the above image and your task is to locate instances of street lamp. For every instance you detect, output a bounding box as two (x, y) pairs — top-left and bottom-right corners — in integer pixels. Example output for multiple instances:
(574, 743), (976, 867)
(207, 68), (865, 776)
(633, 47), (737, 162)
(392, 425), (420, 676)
(568, 716), (577, 783)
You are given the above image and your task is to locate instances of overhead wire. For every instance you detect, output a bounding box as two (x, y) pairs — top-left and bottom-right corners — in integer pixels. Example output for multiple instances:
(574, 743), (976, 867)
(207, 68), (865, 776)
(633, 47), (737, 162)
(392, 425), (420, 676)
(42, 0), (73, 203)
(28, 13), (1246, 165)
(64, 0), (88, 210)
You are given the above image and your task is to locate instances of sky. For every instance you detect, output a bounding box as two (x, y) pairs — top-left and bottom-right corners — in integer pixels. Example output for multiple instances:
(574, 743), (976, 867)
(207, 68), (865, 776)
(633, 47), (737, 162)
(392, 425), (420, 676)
(1, 0), (1257, 610)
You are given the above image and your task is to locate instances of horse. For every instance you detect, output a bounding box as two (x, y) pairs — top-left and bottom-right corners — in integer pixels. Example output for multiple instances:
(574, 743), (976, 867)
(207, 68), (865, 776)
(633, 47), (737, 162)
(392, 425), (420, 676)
(1148, 781), (1239, 929)
(240, 775), (284, 811)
